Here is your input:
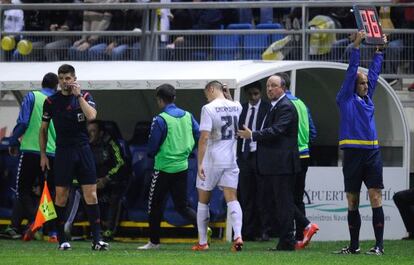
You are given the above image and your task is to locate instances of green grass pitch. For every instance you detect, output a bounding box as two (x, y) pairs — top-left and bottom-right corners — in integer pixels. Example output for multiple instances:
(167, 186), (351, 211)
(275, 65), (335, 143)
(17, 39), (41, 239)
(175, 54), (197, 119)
(0, 239), (413, 265)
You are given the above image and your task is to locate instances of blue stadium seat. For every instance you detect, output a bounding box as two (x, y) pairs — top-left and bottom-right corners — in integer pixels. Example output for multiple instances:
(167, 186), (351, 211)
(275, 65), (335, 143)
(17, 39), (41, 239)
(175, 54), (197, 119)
(125, 144), (153, 222)
(213, 34), (241, 60)
(243, 23), (283, 60)
(0, 147), (19, 218)
(256, 23), (284, 42)
(213, 23), (253, 60)
(227, 23), (254, 30)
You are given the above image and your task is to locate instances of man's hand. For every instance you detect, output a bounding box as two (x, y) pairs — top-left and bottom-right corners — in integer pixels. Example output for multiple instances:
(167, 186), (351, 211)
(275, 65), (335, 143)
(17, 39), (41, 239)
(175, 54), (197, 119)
(77, 42), (90, 52)
(376, 34), (388, 52)
(40, 153), (50, 171)
(69, 82), (81, 97)
(197, 165), (206, 181)
(353, 30), (366, 48)
(223, 84), (232, 100)
(105, 42), (116, 55)
(8, 146), (19, 157)
(237, 125), (253, 139)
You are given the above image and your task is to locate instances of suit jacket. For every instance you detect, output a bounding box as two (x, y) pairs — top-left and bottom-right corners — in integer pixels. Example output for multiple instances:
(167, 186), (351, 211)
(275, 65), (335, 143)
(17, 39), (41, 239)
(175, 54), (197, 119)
(252, 95), (300, 176)
(236, 100), (271, 157)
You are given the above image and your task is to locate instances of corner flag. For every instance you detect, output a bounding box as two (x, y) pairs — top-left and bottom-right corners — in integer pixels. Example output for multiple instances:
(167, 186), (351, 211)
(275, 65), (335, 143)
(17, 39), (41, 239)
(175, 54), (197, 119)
(30, 181), (57, 232)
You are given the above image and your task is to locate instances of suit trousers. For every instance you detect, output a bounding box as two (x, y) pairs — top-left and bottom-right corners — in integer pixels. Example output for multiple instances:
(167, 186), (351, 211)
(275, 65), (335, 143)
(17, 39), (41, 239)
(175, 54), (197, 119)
(293, 158), (311, 240)
(237, 152), (272, 239)
(393, 189), (414, 234)
(271, 173), (296, 249)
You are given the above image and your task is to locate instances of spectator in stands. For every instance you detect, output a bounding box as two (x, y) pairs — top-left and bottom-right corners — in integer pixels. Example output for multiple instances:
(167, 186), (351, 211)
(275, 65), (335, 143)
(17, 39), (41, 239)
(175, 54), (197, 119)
(87, 120), (129, 240)
(393, 0), (414, 90)
(0, 73), (58, 241)
(103, 3), (143, 60)
(238, 0), (273, 25)
(168, 0), (223, 60)
(0, 0), (24, 61)
(138, 84), (198, 250)
(236, 81), (272, 242)
(393, 188), (414, 240)
(43, 0), (83, 61)
(68, 0), (118, 60)
(15, 0), (51, 61)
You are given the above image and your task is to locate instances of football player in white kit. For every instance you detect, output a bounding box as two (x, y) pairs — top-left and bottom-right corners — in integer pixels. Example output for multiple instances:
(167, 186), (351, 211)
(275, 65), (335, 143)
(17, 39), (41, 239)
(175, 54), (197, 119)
(192, 81), (244, 251)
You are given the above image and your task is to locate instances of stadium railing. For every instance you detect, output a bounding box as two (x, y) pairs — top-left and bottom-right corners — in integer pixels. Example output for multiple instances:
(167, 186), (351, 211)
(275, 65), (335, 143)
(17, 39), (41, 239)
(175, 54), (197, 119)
(0, 1), (413, 80)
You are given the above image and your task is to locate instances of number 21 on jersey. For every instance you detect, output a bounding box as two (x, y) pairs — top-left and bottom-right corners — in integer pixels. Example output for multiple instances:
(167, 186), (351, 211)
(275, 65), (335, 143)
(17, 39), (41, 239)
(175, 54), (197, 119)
(221, 115), (238, 140)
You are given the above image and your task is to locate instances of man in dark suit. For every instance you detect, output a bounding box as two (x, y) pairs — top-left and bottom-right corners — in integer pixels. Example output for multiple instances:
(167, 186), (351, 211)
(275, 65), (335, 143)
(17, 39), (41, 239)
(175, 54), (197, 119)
(238, 74), (300, 251)
(237, 81), (272, 241)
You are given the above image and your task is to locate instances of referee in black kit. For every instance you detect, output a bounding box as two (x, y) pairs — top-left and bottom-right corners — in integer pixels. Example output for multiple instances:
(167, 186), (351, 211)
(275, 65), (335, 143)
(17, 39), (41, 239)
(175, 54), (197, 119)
(39, 64), (108, 251)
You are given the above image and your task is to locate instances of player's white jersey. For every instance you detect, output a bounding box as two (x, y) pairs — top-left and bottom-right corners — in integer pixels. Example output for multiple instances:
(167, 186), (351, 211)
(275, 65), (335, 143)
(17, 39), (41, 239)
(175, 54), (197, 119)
(199, 98), (242, 168)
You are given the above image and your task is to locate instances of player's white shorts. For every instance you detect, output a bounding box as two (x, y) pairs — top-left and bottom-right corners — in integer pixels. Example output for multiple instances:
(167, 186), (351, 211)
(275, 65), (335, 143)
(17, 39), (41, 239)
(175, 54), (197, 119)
(196, 166), (240, 191)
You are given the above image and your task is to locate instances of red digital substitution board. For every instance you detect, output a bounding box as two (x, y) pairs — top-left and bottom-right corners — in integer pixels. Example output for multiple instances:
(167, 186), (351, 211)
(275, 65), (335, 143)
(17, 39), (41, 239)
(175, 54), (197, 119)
(353, 5), (385, 45)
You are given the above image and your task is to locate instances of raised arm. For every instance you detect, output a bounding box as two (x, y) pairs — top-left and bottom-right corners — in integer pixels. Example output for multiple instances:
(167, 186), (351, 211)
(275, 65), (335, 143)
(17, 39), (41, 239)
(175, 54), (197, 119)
(367, 34), (387, 98)
(336, 31), (365, 103)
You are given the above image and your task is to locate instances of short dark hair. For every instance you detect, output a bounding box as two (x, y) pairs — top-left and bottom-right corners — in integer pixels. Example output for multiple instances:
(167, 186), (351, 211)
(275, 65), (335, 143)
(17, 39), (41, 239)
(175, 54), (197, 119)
(156, 83), (176, 104)
(58, 64), (75, 76)
(205, 80), (223, 91)
(243, 81), (262, 92)
(42, 72), (58, 90)
(275, 72), (290, 89)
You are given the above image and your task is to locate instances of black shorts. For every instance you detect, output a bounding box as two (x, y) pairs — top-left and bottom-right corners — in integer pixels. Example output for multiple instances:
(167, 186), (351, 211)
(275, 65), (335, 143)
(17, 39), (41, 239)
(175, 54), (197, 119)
(342, 148), (384, 192)
(54, 144), (96, 187)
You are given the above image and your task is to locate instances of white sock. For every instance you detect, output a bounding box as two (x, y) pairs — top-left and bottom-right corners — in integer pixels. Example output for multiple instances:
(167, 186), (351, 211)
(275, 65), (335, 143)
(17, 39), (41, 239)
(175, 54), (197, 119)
(227, 200), (243, 240)
(197, 202), (210, 245)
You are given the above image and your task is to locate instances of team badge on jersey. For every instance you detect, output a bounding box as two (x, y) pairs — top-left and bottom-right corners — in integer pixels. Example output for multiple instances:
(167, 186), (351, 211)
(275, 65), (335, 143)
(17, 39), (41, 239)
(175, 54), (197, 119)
(77, 113), (85, 122)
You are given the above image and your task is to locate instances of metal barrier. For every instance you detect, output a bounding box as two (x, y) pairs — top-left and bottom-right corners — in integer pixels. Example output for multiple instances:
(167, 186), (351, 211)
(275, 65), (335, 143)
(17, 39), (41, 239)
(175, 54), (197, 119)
(0, 1), (413, 78)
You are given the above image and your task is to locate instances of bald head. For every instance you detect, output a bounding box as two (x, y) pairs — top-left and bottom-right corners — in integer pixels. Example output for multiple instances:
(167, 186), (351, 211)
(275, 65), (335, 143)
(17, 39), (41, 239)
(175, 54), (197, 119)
(355, 71), (368, 97)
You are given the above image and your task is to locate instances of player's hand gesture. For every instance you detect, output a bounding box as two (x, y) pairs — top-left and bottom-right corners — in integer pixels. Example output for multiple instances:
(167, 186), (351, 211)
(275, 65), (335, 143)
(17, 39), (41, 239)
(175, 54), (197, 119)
(237, 125), (252, 139)
(69, 82), (81, 97)
(353, 30), (366, 48)
(376, 34), (388, 52)
(223, 84), (232, 101)
(40, 153), (50, 171)
(197, 165), (206, 181)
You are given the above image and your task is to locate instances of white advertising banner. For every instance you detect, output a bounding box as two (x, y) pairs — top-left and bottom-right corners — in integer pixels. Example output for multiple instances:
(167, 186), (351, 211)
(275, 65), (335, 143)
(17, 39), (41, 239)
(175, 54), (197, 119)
(306, 167), (407, 241)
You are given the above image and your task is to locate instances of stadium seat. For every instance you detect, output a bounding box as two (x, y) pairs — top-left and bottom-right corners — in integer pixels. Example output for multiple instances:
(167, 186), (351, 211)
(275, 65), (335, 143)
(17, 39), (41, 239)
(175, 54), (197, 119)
(243, 23), (283, 60)
(0, 143), (19, 218)
(213, 23), (253, 60)
(128, 121), (151, 146)
(125, 144), (152, 222)
(256, 23), (284, 42)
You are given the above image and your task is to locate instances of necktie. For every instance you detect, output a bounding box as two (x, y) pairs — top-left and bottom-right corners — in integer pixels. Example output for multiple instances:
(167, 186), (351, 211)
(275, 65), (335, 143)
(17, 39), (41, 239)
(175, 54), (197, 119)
(243, 107), (255, 159)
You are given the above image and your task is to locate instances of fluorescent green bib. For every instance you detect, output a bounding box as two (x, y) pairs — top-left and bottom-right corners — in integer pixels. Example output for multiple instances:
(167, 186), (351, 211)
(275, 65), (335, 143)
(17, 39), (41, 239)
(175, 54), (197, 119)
(154, 111), (195, 173)
(20, 91), (56, 154)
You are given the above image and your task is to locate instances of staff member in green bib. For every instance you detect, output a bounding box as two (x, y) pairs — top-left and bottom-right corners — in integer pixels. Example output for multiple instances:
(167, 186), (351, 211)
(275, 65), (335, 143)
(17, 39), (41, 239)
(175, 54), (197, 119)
(138, 84), (199, 250)
(0, 73), (58, 241)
